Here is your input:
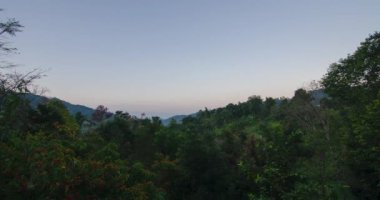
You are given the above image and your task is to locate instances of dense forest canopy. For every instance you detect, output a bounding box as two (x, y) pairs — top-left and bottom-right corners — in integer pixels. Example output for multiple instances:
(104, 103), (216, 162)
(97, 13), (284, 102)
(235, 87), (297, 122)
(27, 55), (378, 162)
(1, 11), (380, 200)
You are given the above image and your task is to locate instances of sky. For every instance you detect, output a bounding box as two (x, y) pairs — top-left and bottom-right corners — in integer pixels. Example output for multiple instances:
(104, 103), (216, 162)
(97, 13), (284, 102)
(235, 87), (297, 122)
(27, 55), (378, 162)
(1, 0), (380, 118)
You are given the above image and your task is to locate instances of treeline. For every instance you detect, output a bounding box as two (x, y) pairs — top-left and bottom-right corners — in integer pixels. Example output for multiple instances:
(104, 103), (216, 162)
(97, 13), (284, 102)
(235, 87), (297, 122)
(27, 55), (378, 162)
(0, 14), (379, 199)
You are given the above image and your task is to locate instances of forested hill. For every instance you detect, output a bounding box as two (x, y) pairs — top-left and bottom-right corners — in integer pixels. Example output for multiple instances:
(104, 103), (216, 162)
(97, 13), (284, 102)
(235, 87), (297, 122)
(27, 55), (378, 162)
(24, 93), (95, 118)
(1, 24), (380, 199)
(176, 89), (326, 125)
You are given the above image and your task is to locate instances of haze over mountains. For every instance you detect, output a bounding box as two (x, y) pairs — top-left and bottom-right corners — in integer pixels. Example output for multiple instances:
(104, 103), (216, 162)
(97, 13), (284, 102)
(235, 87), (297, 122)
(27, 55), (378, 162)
(24, 89), (327, 125)
(1, 0), (379, 198)
(3, 0), (377, 116)
(24, 93), (192, 124)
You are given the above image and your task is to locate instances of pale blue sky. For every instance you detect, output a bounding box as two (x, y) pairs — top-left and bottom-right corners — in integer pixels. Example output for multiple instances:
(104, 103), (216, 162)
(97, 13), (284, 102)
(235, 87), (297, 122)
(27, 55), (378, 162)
(1, 0), (379, 117)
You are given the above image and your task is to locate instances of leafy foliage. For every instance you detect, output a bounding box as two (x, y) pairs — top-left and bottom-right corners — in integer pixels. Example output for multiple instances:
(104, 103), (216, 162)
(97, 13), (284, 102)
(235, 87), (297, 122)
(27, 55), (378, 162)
(0, 11), (379, 199)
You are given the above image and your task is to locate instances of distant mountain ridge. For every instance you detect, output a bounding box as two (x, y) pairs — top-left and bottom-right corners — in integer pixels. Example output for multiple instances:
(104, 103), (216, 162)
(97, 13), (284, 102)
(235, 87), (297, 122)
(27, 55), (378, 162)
(24, 94), (95, 118)
(24, 94), (191, 123)
(161, 114), (194, 126)
(23, 89), (328, 124)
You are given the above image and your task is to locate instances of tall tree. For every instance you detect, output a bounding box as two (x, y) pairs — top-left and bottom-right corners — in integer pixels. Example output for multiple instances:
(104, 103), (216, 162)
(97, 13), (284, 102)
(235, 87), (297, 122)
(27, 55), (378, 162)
(322, 32), (380, 108)
(0, 9), (43, 112)
(92, 105), (109, 122)
(322, 32), (380, 199)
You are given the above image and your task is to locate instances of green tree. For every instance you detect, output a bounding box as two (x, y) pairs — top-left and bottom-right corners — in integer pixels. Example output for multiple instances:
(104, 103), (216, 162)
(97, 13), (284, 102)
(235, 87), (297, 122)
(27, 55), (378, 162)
(75, 111), (86, 126)
(322, 32), (380, 199)
(32, 99), (79, 138)
(92, 105), (109, 122)
(322, 32), (380, 108)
